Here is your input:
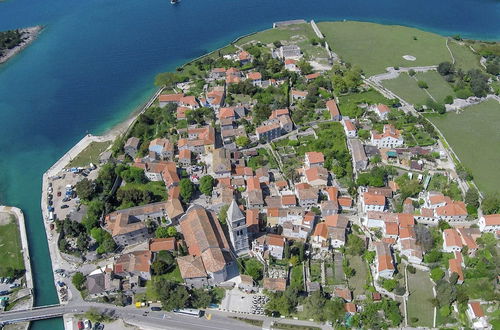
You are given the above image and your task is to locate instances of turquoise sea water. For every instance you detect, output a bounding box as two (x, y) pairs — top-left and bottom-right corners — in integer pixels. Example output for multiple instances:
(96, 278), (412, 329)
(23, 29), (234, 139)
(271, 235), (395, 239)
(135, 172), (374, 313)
(0, 0), (498, 328)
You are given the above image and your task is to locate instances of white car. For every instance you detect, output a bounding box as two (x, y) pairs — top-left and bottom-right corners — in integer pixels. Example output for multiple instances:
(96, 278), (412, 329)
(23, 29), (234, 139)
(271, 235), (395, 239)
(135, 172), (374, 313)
(84, 320), (91, 329)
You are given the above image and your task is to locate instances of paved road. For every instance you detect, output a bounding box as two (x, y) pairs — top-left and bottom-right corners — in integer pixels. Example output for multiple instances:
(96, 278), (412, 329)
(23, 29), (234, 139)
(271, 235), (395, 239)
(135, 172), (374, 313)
(0, 303), (259, 330)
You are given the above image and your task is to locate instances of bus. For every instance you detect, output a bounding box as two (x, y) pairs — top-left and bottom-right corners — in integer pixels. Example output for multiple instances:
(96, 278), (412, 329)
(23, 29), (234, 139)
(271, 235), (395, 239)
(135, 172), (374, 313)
(173, 308), (202, 317)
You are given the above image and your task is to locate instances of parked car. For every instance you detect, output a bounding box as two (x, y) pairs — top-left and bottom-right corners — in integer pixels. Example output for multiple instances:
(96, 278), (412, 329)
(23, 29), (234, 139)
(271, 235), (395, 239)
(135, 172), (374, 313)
(84, 319), (91, 329)
(96, 324), (104, 330)
(77, 320), (84, 330)
(61, 205), (69, 209)
(151, 307), (161, 311)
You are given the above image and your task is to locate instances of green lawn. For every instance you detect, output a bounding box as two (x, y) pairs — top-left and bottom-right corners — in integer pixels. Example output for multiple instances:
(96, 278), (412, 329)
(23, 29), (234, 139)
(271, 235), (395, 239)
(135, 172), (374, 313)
(338, 89), (392, 106)
(407, 269), (434, 327)
(309, 262), (321, 282)
(67, 141), (111, 168)
(382, 71), (454, 105)
(382, 73), (431, 105)
(0, 214), (25, 277)
(414, 71), (455, 103)
(290, 264), (304, 290)
(347, 255), (367, 297)
(448, 40), (482, 72)
(319, 21), (454, 76)
(426, 99), (500, 195)
(236, 23), (328, 60)
(236, 23), (316, 46)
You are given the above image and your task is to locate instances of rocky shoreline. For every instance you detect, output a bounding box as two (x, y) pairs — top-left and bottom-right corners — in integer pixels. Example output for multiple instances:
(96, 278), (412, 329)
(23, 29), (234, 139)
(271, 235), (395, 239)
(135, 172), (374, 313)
(0, 26), (43, 65)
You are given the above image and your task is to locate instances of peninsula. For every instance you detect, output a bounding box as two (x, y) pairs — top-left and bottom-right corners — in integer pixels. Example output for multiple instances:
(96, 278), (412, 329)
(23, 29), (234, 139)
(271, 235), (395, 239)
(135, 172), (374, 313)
(2, 20), (498, 330)
(0, 26), (42, 65)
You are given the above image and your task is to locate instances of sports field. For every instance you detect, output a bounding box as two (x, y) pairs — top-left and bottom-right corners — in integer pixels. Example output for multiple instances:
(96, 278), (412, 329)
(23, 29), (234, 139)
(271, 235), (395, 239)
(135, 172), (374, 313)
(318, 21), (455, 76)
(382, 71), (454, 105)
(426, 99), (500, 195)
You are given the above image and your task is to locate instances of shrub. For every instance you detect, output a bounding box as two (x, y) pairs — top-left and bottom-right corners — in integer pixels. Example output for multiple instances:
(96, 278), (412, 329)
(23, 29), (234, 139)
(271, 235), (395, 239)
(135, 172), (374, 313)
(417, 80), (429, 89)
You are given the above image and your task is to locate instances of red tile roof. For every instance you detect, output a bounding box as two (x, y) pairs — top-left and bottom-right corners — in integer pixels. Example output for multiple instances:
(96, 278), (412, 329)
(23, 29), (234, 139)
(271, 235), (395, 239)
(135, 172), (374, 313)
(326, 99), (340, 118)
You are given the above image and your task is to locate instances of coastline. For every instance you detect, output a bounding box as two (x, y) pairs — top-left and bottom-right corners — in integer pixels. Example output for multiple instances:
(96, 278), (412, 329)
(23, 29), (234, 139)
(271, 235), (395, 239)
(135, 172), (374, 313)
(39, 86), (164, 305)
(0, 26), (43, 65)
(0, 206), (34, 319)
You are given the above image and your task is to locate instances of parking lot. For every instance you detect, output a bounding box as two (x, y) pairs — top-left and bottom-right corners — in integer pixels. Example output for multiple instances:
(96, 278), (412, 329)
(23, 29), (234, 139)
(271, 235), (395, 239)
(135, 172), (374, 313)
(220, 288), (268, 315)
(48, 167), (98, 222)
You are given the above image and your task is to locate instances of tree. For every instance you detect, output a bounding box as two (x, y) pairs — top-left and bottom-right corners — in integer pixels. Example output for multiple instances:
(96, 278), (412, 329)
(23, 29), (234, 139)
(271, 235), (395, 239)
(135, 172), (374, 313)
(75, 178), (95, 201)
(242, 258), (263, 282)
(417, 80), (428, 89)
(486, 60), (499, 75)
(444, 95), (454, 104)
(90, 227), (107, 244)
(465, 188), (480, 208)
(179, 178), (195, 203)
(199, 175), (215, 196)
(120, 166), (147, 184)
(151, 260), (169, 275)
(235, 136), (250, 148)
(437, 62), (454, 76)
(97, 235), (117, 254)
(381, 278), (398, 292)
(430, 267), (445, 281)
(154, 279), (190, 311)
(408, 69), (416, 76)
(72, 272), (86, 291)
(297, 59), (313, 75)
(346, 234), (366, 256)
(167, 226), (177, 238)
(218, 204), (229, 225)
(155, 226), (169, 238)
(190, 288), (212, 308)
(302, 291), (328, 321)
(481, 195), (500, 215)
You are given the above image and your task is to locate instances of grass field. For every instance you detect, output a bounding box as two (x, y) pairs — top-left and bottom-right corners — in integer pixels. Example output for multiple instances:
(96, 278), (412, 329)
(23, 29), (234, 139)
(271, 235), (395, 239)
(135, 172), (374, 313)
(347, 255), (367, 297)
(447, 40), (482, 72)
(407, 269), (434, 327)
(67, 141), (111, 168)
(318, 21), (454, 76)
(338, 89), (391, 106)
(415, 71), (455, 103)
(0, 213), (25, 277)
(426, 99), (500, 195)
(382, 73), (429, 105)
(382, 71), (454, 105)
(236, 23), (328, 59)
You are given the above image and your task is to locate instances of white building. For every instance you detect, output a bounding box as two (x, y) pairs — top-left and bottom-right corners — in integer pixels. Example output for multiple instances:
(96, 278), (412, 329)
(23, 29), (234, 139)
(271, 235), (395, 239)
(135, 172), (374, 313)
(370, 124), (404, 148)
(478, 214), (500, 232)
(361, 192), (386, 213)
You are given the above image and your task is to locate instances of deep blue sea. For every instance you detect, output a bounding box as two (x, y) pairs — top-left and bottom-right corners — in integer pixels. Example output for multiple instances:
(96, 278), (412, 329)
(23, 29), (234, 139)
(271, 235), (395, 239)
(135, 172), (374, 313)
(0, 0), (498, 328)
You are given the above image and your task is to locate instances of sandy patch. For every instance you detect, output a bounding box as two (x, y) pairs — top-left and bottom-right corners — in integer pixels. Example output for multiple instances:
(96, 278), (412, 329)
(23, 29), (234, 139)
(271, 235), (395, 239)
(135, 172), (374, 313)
(403, 55), (416, 61)
(0, 211), (15, 225)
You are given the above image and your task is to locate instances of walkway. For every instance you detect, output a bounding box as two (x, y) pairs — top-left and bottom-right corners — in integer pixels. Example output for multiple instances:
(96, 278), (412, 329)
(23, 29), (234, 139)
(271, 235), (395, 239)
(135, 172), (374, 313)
(0, 206), (33, 307)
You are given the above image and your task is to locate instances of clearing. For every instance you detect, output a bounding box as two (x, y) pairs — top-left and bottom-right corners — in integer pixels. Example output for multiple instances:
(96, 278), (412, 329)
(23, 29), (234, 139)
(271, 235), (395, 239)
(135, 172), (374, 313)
(346, 255), (368, 297)
(318, 21), (454, 76)
(426, 99), (500, 195)
(0, 213), (25, 277)
(236, 23), (330, 60)
(66, 141), (111, 168)
(407, 269), (434, 327)
(382, 71), (454, 105)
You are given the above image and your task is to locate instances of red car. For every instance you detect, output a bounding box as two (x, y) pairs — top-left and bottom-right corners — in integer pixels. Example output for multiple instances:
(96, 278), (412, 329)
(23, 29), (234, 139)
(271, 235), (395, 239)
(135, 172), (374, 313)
(77, 320), (84, 330)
